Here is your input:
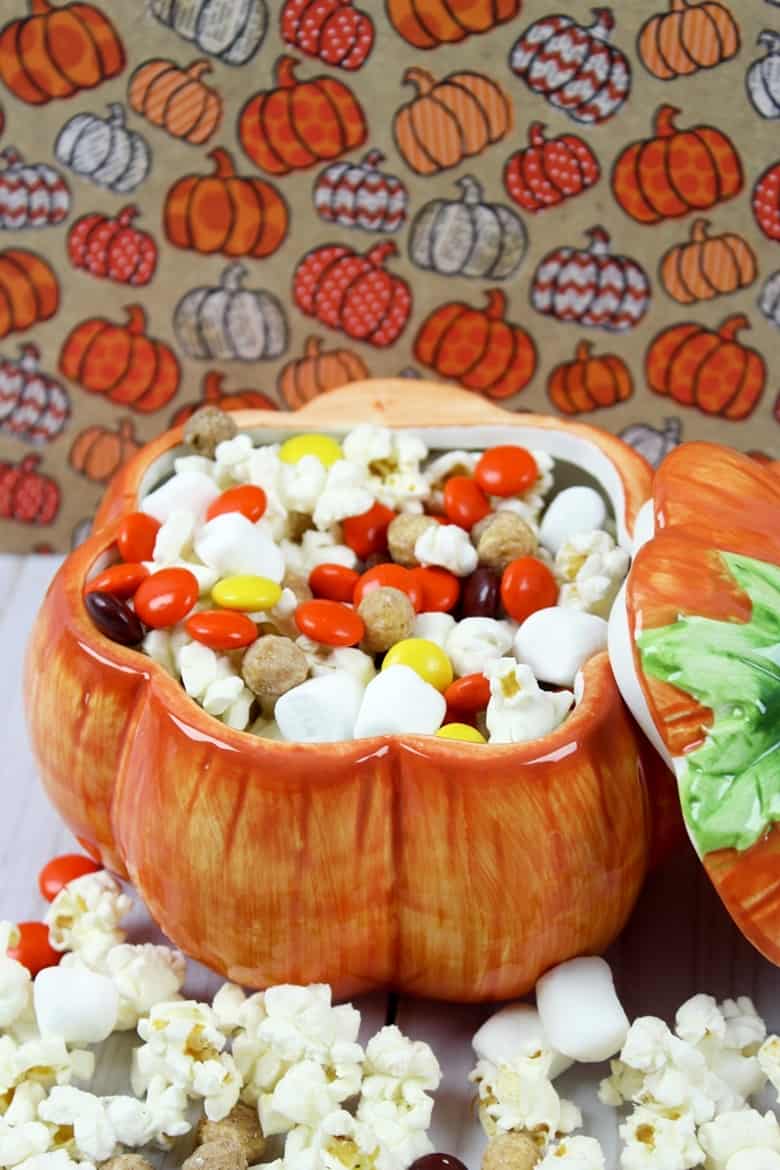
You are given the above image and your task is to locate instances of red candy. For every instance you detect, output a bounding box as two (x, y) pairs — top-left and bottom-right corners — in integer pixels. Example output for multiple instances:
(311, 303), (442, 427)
(206, 484), (267, 523)
(342, 501), (395, 559)
(38, 854), (101, 902)
(8, 922), (61, 975)
(309, 562), (361, 604)
(500, 556), (558, 622)
(444, 673), (491, 714)
(133, 567), (199, 628)
(185, 610), (258, 650)
(443, 476), (490, 529)
(353, 564), (423, 612)
(410, 566), (460, 613)
(117, 511), (160, 563)
(295, 599), (365, 647)
(86, 562), (148, 600)
(475, 446), (538, 497)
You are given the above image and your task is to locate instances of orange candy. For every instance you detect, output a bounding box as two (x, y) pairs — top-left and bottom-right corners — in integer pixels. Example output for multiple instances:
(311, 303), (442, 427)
(410, 566), (460, 613)
(86, 562), (148, 600)
(134, 567), (199, 629)
(117, 512), (161, 563)
(206, 484), (267, 523)
(444, 673), (491, 715)
(39, 854), (101, 902)
(8, 922), (61, 975)
(443, 475), (491, 529)
(500, 557), (558, 623)
(342, 501), (395, 559)
(295, 599), (365, 647)
(475, 446), (538, 497)
(309, 563), (361, 603)
(185, 610), (258, 650)
(353, 563), (423, 612)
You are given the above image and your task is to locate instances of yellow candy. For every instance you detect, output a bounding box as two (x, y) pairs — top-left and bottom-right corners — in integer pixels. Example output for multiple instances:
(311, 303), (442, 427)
(436, 723), (487, 744)
(382, 638), (453, 692)
(279, 433), (342, 468)
(212, 575), (282, 613)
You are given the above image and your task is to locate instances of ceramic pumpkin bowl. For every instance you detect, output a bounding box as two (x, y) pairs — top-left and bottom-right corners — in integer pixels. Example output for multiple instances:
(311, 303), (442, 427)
(609, 444), (780, 966)
(26, 380), (674, 1002)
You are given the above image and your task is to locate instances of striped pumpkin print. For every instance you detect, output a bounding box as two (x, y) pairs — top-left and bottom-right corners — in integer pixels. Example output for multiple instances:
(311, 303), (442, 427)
(128, 59), (222, 145)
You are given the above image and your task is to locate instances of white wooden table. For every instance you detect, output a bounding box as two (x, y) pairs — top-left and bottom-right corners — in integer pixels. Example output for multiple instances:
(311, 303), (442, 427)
(2, 553), (778, 1169)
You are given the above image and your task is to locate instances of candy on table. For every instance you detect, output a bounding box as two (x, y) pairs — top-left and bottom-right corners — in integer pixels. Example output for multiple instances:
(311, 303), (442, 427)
(353, 665), (446, 738)
(485, 659), (574, 745)
(38, 855), (102, 903)
(383, 637), (454, 692)
(7, 921), (61, 975)
(539, 487), (607, 556)
(34, 966), (119, 1044)
(500, 556), (558, 623)
(515, 608), (608, 688)
(536, 956), (629, 1063)
(275, 670), (365, 742)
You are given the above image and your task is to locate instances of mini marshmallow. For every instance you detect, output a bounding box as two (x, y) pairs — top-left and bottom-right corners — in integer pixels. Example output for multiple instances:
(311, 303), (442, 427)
(194, 513), (285, 582)
(515, 608), (608, 688)
(34, 967), (119, 1045)
(152, 510), (194, 563)
(536, 956), (629, 1063)
(141, 470), (219, 524)
(472, 1004), (573, 1081)
(540, 487), (607, 556)
(275, 671), (364, 743)
(415, 523), (478, 577)
(178, 641), (218, 699)
(354, 665), (446, 739)
(446, 618), (514, 677)
(298, 639), (377, 688)
(414, 612), (457, 650)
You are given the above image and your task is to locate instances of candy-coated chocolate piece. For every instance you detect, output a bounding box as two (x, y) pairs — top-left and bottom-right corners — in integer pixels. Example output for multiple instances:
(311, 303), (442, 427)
(410, 566), (460, 613)
(279, 433), (342, 468)
(382, 637), (454, 691)
(435, 722), (486, 743)
(475, 446), (538, 497)
(206, 484), (267, 524)
(295, 599), (365, 647)
(8, 922), (61, 976)
(342, 501), (395, 559)
(117, 511), (160, 563)
(86, 562), (148, 600)
(459, 567), (500, 618)
(410, 1156), (468, 1170)
(309, 563), (361, 604)
(38, 854), (101, 902)
(444, 672), (491, 714)
(501, 557), (558, 623)
(84, 591), (145, 646)
(443, 475), (490, 529)
(134, 567), (199, 629)
(185, 610), (258, 651)
(212, 574), (282, 612)
(354, 564), (423, 612)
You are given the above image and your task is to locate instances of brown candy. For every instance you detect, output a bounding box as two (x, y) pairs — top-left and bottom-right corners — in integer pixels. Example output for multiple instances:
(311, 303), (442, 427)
(84, 591), (144, 646)
(459, 568), (500, 619)
(481, 1133), (539, 1170)
(183, 406), (238, 458)
(196, 1102), (265, 1164)
(182, 1141), (247, 1170)
(358, 585), (415, 653)
(241, 635), (309, 701)
(387, 513), (438, 567)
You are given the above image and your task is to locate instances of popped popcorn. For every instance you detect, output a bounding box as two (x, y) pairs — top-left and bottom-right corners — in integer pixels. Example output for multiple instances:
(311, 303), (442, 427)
(343, 425), (429, 512)
(555, 529), (630, 618)
(414, 523), (478, 577)
(279, 456), (328, 516)
(297, 638), (376, 687)
(0, 1082), (50, 1168)
(538, 1136), (607, 1169)
(445, 618), (514, 678)
(45, 873), (132, 965)
(424, 450), (479, 512)
(0, 927), (31, 1032)
(619, 1105), (704, 1169)
(698, 1109), (780, 1169)
(151, 510), (195, 564)
(471, 1051), (581, 1146)
(281, 529), (357, 578)
(272, 1104), (431, 1170)
(0, 1035), (94, 1097)
(259, 1059), (361, 1137)
(74, 943), (186, 1031)
(313, 461), (374, 531)
(13, 1151), (93, 1170)
(485, 660), (574, 745)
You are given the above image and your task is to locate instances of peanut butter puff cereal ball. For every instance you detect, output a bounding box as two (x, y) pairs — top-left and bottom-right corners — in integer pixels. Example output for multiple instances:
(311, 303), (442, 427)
(183, 1141), (247, 1170)
(475, 512), (538, 573)
(196, 1103), (266, 1164)
(482, 1132), (540, 1170)
(388, 513), (439, 567)
(100, 1158), (156, 1170)
(183, 406), (238, 459)
(358, 585), (416, 654)
(242, 635), (309, 702)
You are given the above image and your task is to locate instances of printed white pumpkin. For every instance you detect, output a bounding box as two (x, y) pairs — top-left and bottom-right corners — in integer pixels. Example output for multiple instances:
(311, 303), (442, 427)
(759, 270), (780, 328)
(0, 147), (70, 230)
(747, 31), (780, 119)
(55, 104), (150, 194)
(150, 0), (267, 65)
(409, 176), (527, 280)
(174, 262), (288, 361)
(0, 344), (70, 445)
(314, 150), (408, 234)
(619, 418), (681, 468)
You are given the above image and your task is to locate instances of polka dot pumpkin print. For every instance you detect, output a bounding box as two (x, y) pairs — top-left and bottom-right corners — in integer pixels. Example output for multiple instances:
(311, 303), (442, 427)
(293, 241), (412, 346)
(281, 0), (374, 70)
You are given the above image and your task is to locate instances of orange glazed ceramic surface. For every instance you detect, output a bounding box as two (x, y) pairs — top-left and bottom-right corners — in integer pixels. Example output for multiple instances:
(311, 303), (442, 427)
(26, 380), (667, 1001)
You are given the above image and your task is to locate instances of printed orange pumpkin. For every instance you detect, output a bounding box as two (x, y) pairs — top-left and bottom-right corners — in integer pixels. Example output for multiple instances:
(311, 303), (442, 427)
(0, 452), (59, 524)
(68, 206), (157, 287)
(0, 0), (125, 106)
(612, 105), (743, 225)
(660, 219), (757, 305)
(59, 305), (180, 414)
(281, 0), (374, 70)
(170, 372), (278, 426)
(0, 250), (59, 340)
(548, 341), (633, 416)
(387, 0), (522, 49)
(503, 123), (600, 214)
(279, 336), (369, 409)
(163, 148), (287, 259)
(238, 55), (367, 175)
(128, 58), (222, 145)
(68, 418), (140, 484)
(638, 0), (740, 81)
(646, 314), (766, 420)
(414, 289), (536, 399)
(393, 67), (512, 176)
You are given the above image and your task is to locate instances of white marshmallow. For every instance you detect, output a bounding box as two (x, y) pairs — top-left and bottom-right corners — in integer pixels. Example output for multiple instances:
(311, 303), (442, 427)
(194, 513), (285, 582)
(354, 665), (446, 739)
(34, 967), (119, 1045)
(414, 612), (456, 649)
(473, 1004), (573, 1080)
(275, 672), (364, 743)
(141, 471), (219, 524)
(515, 608), (608, 688)
(536, 957), (629, 1063)
(540, 487), (607, 556)
(446, 618), (514, 678)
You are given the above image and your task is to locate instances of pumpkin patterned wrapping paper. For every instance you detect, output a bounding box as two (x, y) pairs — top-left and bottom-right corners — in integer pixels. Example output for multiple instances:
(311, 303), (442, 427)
(0, 0), (779, 551)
